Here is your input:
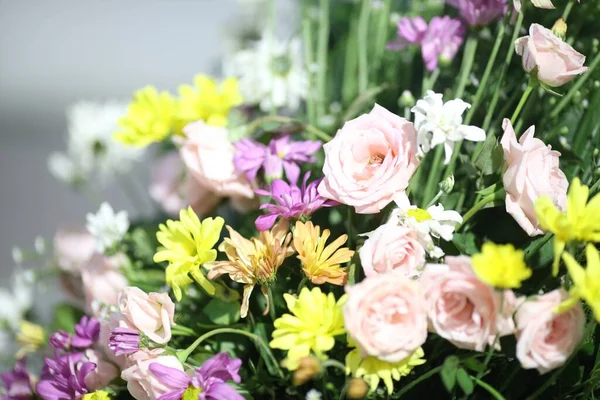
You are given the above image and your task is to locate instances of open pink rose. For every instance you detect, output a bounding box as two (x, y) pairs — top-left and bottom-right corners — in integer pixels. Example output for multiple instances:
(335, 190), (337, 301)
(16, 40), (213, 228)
(343, 272), (427, 363)
(149, 151), (220, 216)
(118, 287), (175, 345)
(83, 349), (119, 391)
(515, 289), (585, 374)
(81, 253), (128, 315)
(180, 121), (255, 202)
(54, 228), (96, 273)
(420, 256), (516, 351)
(359, 222), (425, 279)
(318, 104), (419, 214)
(501, 119), (568, 236)
(121, 349), (184, 400)
(515, 23), (588, 87)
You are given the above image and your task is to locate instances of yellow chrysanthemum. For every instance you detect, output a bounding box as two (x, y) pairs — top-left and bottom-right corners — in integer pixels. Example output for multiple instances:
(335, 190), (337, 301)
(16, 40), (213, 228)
(82, 390), (111, 400)
(176, 74), (243, 130)
(472, 243), (531, 288)
(270, 287), (346, 369)
(560, 244), (600, 321)
(345, 346), (426, 395)
(204, 219), (293, 318)
(154, 207), (224, 301)
(16, 321), (46, 359)
(114, 86), (176, 147)
(535, 178), (600, 275)
(293, 221), (354, 286)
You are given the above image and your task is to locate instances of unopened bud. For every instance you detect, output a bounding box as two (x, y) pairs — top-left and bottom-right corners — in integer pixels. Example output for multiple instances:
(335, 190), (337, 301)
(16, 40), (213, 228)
(398, 90), (415, 108)
(593, 148), (599, 157)
(346, 378), (369, 399)
(439, 174), (455, 194)
(293, 356), (321, 386)
(552, 18), (567, 40)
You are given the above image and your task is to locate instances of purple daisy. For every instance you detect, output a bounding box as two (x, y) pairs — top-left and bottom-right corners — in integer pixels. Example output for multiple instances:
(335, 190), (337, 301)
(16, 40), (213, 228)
(70, 316), (100, 349)
(36, 353), (96, 400)
(108, 327), (140, 356)
(0, 358), (34, 400)
(447, 0), (507, 27)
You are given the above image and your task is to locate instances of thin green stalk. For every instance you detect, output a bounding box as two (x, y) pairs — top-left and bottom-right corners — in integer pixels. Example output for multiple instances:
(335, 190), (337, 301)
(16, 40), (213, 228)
(394, 366), (444, 397)
(302, 2), (317, 126)
(296, 276), (308, 293)
(372, 0), (392, 76)
(470, 376), (506, 400)
(357, 0), (371, 93)
(510, 81), (535, 124)
(550, 50), (600, 118)
(246, 115), (331, 141)
(422, 68), (440, 94)
(177, 328), (258, 362)
(457, 193), (496, 230)
(322, 359), (348, 373)
(316, 0), (330, 120)
(524, 232), (553, 261)
(423, 146), (444, 205)
(475, 333), (499, 380)
(562, 0), (575, 21)
(455, 35), (479, 99)
(482, 10), (525, 132)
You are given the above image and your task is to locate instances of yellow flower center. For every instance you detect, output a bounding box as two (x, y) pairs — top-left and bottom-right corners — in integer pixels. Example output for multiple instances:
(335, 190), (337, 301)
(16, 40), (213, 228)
(406, 208), (433, 222)
(183, 387), (203, 400)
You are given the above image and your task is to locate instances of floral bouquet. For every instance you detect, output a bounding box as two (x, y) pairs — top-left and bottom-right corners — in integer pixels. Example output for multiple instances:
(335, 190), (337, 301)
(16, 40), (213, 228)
(2, 0), (600, 399)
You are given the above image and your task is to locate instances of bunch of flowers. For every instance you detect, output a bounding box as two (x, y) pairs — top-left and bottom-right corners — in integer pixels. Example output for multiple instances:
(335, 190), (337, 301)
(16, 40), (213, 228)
(2, 0), (600, 399)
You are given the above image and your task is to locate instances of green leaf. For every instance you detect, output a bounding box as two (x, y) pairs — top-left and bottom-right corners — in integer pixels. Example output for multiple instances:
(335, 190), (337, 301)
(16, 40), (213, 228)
(440, 355), (460, 392)
(453, 233), (479, 255)
(203, 298), (241, 325)
(474, 134), (504, 176)
(462, 357), (485, 373)
(52, 303), (84, 334)
(129, 228), (158, 264)
(476, 182), (502, 197)
(457, 368), (474, 395)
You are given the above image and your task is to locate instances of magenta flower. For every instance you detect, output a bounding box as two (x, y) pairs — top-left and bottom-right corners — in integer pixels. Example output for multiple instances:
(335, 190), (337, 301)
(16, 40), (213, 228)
(71, 316), (100, 349)
(387, 17), (428, 50)
(447, 0), (507, 27)
(48, 330), (71, 351)
(108, 327), (140, 356)
(36, 353), (95, 400)
(148, 352), (244, 400)
(233, 136), (321, 185)
(0, 358), (34, 400)
(255, 173), (337, 231)
(421, 17), (466, 71)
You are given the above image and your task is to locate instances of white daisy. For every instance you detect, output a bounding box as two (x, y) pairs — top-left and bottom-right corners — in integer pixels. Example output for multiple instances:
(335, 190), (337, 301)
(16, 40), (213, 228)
(411, 90), (486, 164)
(306, 389), (322, 400)
(86, 202), (130, 253)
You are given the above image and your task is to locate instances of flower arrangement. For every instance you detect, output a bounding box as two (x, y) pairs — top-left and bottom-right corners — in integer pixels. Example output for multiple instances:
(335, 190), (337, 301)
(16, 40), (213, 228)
(2, 0), (600, 399)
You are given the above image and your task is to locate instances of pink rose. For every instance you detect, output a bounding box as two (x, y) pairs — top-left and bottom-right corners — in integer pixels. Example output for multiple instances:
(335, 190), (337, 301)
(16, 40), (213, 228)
(83, 349), (119, 391)
(149, 151), (220, 216)
(515, 23), (588, 87)
(318, 104), (419, 214)
(420, 256), (516, 351)
(99, 311), (127, 367)
(515, 289), (585, 374)
(54, 228), (96, 273)
(121, 349), (184, 400)
(343, 272), (427, 363)
(180, 121), (255, 200)
(501, 119), (568, 236)
(118, 287), (175, 345)
(81, 254), (128, 314)
(359, 222), (425, 279)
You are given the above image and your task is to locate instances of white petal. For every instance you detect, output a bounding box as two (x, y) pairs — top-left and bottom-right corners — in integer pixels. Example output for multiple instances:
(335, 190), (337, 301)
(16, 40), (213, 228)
(458, 125), (486, 142)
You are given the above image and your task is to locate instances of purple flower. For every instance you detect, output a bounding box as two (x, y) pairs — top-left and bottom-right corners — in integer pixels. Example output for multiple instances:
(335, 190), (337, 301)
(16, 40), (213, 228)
(421, 17), (466, 71)
(48, 330), (71, 351)
(36, 353), (95, 400)
(148, 352), (244, 400)
(387, 17), (428, 50)
(71, 316), (100, 349)
(255, 173), (337, 231)
(447, 0), (507, 27)
(0, 358), (34, 400)
(108, 327), (140, 356)
(234, 136), (321, 185)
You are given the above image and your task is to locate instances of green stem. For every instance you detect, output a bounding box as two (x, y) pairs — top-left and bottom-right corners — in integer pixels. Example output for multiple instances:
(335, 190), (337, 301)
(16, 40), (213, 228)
(357, 0), (371, 93)
(475, 333), (499, 380)
(510, 81), (535, 124)
(177, 328), (257, 362)
(590, 177), (600, 194)
(246, 115), (331, 141)
(316, 0), (330, 120)
(322, 359), (347, 373)
(372, 0), (392, 77)
(171, 324), (197, 336)
(422, 68), (440, 94)
(524, 232), (553, 261)
(302, 2), (317, 126)
(455, 35), (479, 99)
(423, 146), (444, 206)
(457, 193), (496, 230)
(470, 376), (506, 400)
(296, 276), (308, 293)
(562, 0), (575, 21)
(394, 366), (443, 397)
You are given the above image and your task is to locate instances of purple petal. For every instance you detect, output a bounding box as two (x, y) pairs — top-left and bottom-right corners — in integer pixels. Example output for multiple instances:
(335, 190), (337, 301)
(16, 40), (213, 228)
(255, 213), (279, 231)
(203, 382), (245, 400)
(149, 363), (190, 389)
(157, 390), (187, 400)
(197, 353), (242, 384)
(263, 153), (283, 181)
(270, 179), (291, 197)
(282, 161), (301, 186)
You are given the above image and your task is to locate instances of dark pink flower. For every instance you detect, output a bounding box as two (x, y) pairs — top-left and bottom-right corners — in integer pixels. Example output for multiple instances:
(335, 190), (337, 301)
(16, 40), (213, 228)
(0, 358), (34, 400)
(447, 0), (507, 27)
(36, 353), (96, 400)
(387, 17), (428, 50)
(108, 327), (140, 356)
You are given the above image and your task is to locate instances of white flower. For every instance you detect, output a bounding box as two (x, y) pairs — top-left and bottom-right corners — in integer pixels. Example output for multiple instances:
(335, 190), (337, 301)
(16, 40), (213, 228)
(390, 203), (462, 258)
(48, 101), (143, 186)
(306, 389), (322, 400)
(411, 91), (486, 164)
(86, 202), (130, 253)
(0, 270), (35, 330)
(224, 33), (307, 112)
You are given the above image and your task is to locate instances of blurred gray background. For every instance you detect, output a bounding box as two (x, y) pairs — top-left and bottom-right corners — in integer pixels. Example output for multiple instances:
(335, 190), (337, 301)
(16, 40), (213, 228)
(0, 0), (298, 285)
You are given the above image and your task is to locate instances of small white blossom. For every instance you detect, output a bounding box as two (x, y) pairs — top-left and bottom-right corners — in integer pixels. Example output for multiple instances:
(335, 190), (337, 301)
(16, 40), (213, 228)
(411, 91), (486, 164)
(86, 202), (130, 253)
(0, 270), (35, 330)
(306, 389), (322, 400)
(11, 247), (23, 264)
(391, 203), (462, 258)
(34, 236), (46, 255)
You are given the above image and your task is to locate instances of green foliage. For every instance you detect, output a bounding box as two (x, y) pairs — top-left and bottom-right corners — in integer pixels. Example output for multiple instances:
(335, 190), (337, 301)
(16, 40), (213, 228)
(52, 303), (84, 334)
(440, 355), (460, 392)
(204, 298), (241, 325)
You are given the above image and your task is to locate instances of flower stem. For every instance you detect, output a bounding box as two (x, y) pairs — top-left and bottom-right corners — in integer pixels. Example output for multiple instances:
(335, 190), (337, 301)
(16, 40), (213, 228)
(176, 328), (258, 363)
(322, 359), (347, 373)
(302, 1), (317, 126)
(562, 0), (575, 21)
(475, 333), (499, 382)
(316, 0), (330, 121)
(457, 193), (496, 230)
(422, 68), (440, 94)
(245, 115), (331, 141)
(470, 376), (506, 400)
(394, 366), (443, 397)
(510, 80), (535, 124)
(423, 146), (444, 206)
(372, 0), (392, 77)
(357, 0), (371, 93)
(455, 35), (479, 99)
(171, 324), (197, 336)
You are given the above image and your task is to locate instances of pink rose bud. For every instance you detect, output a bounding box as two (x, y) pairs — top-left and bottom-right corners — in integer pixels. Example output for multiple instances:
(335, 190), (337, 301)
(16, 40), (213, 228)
(120, 349), (184, 400)
(515, 23), (589, 87)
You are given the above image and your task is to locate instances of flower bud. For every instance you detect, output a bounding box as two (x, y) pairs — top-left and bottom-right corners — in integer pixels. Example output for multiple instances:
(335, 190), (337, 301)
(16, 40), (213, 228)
(292, 356), (321, 386)
(552, 18), (567, 40)
(49, 329), (71, 350)
(439, 174), (455, 194)
(398, 90), (415, 108)
(108, 327), (141, 356)
(346, 378), (369, 399)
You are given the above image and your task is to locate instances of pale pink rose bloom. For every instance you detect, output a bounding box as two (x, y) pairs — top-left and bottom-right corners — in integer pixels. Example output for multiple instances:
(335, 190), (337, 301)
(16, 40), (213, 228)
(501, 119), (568, 236)
(149, 151), (220, 216)
(420, 256), (516, 351)
(180, 121), (255, 201)
(515, 23), (589, 87)
(318, 104), (419, 214)
(343, 272), (428, 363)
(81, 253), (128, 314)
(121, 349), (184, 400)
(359, 222), (426, 279)
(117, 287), (175, 345)
(54, 228), (96, 273)
(83, 349), (119, 391)
(515, 289), (585, 374)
